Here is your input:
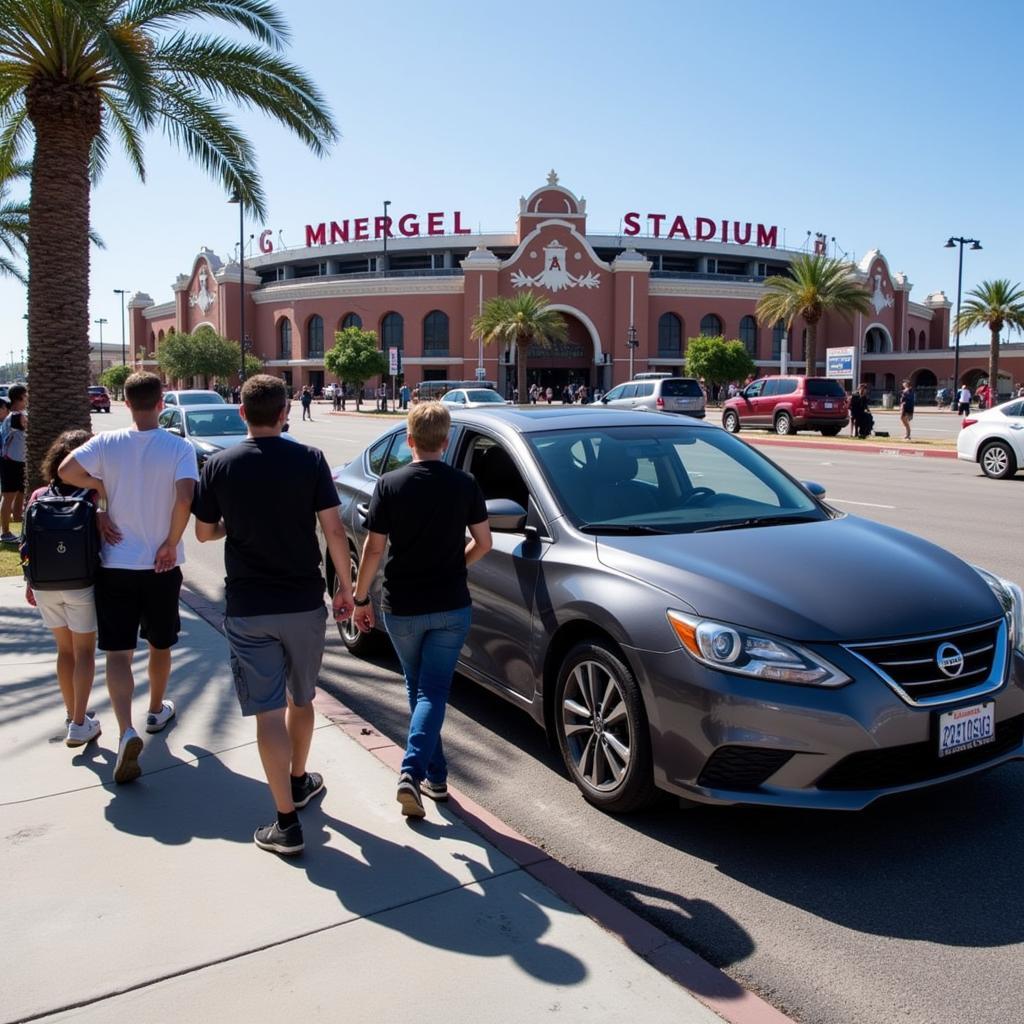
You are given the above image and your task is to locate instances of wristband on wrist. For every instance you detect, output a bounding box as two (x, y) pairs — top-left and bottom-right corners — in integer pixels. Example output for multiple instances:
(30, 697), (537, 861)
(353, 594), (370, 607)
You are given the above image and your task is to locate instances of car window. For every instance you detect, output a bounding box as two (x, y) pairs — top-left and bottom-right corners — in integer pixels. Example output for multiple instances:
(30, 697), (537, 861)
(385, 434), (415, 471)
(180, 392), (224, 405)
(185, 409), (246, 437)
(745, 380), (765, 398)
(778, 379), (798, 395)
(604, 386), (624, 401)
(806, 379), (845, 398)
(465, 434), (530, 512)
(621, 385), (638, 399)
(763, 380), (780, 397)
(449, 392), (466, 404)
(158, 410), (174, 428)
(466, 390), (503, 402)
(367, 434), (393, 475)
(661, 379), (702, 398)
(637, 383), (654, 397)
(999, 400), (1024, 418)
(164, 393), (178, 405)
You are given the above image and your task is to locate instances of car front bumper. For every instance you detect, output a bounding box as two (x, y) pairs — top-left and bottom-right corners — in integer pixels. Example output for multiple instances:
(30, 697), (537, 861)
(628, 644), (1024, 810)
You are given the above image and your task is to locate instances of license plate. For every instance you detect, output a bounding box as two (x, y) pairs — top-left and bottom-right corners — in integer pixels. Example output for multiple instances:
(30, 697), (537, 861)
(824, 401), (834, 409)
(937, 702), (995, 758)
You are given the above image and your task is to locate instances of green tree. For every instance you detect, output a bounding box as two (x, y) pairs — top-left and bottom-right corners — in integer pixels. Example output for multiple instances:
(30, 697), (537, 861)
(100, 362), (131, 398)
(0, 0), (338, 489)
(954, 279), (1024, 400)
(156, 327), (251, 387)
(756, 254), (871, 376)
(684, 336), (755, 396)
(325, 327), (388, 410)
(472, 292), (567, 404)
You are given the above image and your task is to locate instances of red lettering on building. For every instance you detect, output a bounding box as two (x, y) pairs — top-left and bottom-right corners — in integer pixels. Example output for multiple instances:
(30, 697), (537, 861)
(733, 221), (752, 245)
(399, 214), (420, 237)
(427, 212), (444, 235)
(354, 218), (369, 241)
(757, 224), (778, 248)
(696, 217), (716, 241)
(721, 219), (729, 243)
(647, 213), (666, 237)
(668, 216), (690, 240)
(259, 229), (274, 254)
(374, 216), (393, 239)
(305, 223), (326, 247)
(623, 212), (641, 236)
(453, 210), (471, 235)
(330, 220), (349, 244)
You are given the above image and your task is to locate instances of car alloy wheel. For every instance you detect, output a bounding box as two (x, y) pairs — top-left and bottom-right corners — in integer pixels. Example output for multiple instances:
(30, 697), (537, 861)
(555, 640), (656, 813)
(336, 554), (385, 654)
(723, 410), (740, 433)
(979, 440), (1017, 479)
(775, 412), (794, 435)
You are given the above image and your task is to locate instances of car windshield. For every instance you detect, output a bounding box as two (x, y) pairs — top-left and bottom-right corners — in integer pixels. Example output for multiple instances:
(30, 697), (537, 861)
(178, 392), (224, 405)
(466, 390), (504, 403)
(528, 424), (826, 534)
(185, 409), (246, 437)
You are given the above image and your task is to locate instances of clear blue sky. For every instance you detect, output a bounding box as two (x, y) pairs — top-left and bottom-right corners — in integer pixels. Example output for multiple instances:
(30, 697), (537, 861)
(3, 0), (1022, 367)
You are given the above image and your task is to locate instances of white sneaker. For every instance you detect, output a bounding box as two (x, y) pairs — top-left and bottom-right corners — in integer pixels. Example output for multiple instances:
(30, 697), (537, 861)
(114, 729), (143, 784)
(145, 700), (176, 734)
(66, 716), (102, 748)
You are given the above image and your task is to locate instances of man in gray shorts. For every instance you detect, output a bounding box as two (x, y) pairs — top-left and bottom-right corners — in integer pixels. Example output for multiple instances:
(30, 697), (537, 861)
(193, 376), (355, 855)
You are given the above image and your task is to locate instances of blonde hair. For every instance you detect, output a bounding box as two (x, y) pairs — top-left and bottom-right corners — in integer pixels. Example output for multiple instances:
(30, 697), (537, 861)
(407, 400), (450, 452)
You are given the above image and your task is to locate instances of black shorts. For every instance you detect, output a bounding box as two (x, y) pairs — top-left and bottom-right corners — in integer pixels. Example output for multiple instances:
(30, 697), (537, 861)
(0, 458), (25, 493)
(96, 566), (183, 651)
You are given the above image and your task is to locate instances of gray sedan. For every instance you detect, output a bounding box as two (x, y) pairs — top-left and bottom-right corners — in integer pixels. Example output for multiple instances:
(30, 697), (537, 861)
(325, 407), (1024, 813)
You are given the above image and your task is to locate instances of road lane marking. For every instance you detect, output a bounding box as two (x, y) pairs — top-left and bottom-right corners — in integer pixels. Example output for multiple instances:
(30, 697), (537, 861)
(829, 498), (897, 509)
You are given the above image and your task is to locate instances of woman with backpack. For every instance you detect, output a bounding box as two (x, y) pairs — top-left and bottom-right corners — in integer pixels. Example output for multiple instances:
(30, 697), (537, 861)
(23, 429), (108, 747)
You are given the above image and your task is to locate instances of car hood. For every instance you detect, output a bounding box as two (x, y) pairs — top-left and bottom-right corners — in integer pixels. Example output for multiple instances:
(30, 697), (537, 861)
(191, 434), (248, 449)
(595, 515), (1002, 643)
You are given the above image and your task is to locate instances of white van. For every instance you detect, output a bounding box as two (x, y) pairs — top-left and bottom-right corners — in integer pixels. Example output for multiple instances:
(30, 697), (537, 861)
(601, 377), (706, 418)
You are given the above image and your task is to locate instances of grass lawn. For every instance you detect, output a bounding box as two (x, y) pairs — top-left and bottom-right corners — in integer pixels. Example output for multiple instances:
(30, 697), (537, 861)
(0, 543), (23, 577)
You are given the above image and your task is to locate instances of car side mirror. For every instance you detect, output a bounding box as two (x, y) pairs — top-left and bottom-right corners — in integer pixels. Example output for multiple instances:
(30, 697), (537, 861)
(486, 498), (528, 532)
(801, 480), (826, 498)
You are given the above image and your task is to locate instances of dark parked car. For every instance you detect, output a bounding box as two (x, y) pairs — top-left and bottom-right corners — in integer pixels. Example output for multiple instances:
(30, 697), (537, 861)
(88, 386), (111, 413)
(325, 407), (1024, 813)
(722, 375), (849, 435)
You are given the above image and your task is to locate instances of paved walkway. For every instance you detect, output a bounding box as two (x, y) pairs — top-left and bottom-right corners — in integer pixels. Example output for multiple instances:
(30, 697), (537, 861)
(0, 576), (725, 1024)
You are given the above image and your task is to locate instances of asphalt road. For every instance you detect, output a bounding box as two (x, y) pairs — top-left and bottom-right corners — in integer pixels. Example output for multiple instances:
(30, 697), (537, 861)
(95, 404), (1024, 1024)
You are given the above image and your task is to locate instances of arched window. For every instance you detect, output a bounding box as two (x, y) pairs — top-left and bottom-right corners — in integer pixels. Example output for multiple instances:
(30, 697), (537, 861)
(771, 320), (787, 360)
(423, 310), (449, 355)
(919, 330), (927, 350)
(907, 328), (915, 350)
(307, 315), (324, 358)
(381, 312), (403, 351)
(657, 313), (682, 357)
(279, 318), (292, 359)
(700, 314), (723, 337)
(864, 326), (891, 353)
(739, 315), (758, 357)
(341, 312), (362, 330)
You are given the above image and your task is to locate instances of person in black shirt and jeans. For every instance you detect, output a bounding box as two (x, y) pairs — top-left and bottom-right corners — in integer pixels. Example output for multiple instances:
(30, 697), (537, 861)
(193, 375), (355, 855)
(352, 402), (492, 818)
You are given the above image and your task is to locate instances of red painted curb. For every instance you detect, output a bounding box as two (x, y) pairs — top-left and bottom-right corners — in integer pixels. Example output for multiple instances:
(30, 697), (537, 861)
(745, 436), (958, 459)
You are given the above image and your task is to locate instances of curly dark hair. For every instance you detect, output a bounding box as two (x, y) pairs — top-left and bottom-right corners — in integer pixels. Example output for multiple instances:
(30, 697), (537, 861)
(42, 429), (92, 486)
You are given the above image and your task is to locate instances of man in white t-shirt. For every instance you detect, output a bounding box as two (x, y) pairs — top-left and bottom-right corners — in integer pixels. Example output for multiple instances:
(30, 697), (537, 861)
(61, 372), (198, 784)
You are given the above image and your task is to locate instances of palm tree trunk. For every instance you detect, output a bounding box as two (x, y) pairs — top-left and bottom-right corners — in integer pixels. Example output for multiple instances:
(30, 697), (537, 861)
(804, 321), (818, 375)
(25, 82), (101, 491)
(517, 339), (530, 406)
(989, 324), (1000, 405)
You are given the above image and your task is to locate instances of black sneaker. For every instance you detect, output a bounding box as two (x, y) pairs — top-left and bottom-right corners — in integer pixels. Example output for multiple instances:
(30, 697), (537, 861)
(253, 821), (304, 856)
(420, 779), (448, 802)
(397, 773), (425, 818)
(291, 771), (325, 809)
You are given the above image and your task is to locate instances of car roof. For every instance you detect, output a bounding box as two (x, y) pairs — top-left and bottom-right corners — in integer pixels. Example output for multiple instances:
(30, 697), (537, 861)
(178, 403), (239, 412)
(448, 405), (718, 434)
(623, 376), (697, 384)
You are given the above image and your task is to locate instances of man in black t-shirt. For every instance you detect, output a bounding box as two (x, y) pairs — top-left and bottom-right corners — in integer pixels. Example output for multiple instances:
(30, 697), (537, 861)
(193, 375), (355, 856)
(352, 402), (491, 818)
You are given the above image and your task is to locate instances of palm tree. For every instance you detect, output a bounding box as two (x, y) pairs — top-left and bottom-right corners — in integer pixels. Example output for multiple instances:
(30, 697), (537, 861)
(955, 280), (1024, 401)
(756, 254), (872, 375)
(472, 292), (567, 404)
(0, 0), (338, 488)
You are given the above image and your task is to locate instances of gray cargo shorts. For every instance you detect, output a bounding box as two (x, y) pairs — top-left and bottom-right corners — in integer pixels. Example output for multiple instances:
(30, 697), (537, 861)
(224, 605), (328, 716)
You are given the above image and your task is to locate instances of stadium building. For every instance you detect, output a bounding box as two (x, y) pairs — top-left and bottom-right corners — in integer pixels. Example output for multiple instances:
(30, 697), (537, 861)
(129, 173), (1022, 400)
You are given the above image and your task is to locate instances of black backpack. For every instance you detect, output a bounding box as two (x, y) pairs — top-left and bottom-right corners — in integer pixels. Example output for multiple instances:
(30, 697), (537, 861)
(21, 487), (100, 591)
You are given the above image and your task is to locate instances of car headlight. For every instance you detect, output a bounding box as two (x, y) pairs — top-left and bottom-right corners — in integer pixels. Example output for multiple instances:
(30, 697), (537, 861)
(194, 441), (221, 455)
(973, 565), (1024, 654)
(666, 611), (850, 687)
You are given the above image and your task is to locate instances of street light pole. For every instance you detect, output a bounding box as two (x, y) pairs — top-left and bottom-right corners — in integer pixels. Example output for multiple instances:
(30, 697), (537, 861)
(113, 289), (128, 367)
(381, 200), (391, 271)
(627, 324), (638, 381)
(945, 236), (982, 408)
(229, 193), (246, 386)
(93, 317), (108, 376)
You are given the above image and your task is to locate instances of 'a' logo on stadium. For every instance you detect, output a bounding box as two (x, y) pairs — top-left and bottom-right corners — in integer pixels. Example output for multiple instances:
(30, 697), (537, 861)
(511, 240), (601, 293)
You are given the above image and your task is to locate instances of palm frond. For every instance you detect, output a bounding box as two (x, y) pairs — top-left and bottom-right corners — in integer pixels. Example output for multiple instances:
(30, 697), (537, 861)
(119, 0), (290, 50)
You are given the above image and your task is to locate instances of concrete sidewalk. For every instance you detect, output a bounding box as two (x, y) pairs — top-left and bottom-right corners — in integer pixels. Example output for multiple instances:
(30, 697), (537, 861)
(0, 576), (724, 1024)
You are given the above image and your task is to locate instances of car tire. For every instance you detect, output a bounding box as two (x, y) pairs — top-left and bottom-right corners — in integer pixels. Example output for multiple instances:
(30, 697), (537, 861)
(723, 410), (740, 433)
(979, 440), (1017, 479)
(775, 412), (794, 435)
(335, 552), (386, 655)
(554, 640), (657, 813)
(820, 426), (841, 436)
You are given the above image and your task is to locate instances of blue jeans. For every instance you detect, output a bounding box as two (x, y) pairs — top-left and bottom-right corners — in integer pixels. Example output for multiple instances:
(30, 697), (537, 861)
(383, 606), (472, 784)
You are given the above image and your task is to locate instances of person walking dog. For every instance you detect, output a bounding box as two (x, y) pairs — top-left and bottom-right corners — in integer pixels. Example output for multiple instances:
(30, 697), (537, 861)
(351, 401), (492, 817)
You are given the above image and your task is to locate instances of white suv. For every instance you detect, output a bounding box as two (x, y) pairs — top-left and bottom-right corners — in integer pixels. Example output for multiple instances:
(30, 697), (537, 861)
(601, 377), (705, 418)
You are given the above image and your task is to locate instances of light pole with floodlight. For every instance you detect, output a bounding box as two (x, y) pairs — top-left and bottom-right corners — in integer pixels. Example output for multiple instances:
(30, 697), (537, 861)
(229, 193), (246, 385)
(93, 317), (108, 376)
(627, 324), (638, 382)
(944, 236), (982, 408)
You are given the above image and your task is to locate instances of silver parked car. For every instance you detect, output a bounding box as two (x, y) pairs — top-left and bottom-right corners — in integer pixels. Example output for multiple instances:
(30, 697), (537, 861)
(601, 377), (706, 418)
(325, 407), (1024, 813)
(162, 389), (225, 407)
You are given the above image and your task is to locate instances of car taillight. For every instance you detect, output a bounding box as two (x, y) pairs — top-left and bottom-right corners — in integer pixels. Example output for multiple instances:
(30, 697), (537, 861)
(962, 417), (977, 427)
(656, 397), (664, 409)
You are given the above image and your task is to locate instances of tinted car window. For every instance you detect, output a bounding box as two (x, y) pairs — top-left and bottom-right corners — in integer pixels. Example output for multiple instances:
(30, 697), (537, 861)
(778, 379), (798, 395)
(186, 409), (246, 436)
(745, 380), (765, 397)
(604, 386), (624, 401)
(621, 385), (638, 399)
(368, 435), (392, 475)
(806, 379), (846, 398)
(999, 400), (1023, 418)
(466, 390), (504, 403)
(763, 380), (780, 397)
(661, 379), (702, 398)
(637, 383), (654, 397)
(385, 435), (415, 472)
